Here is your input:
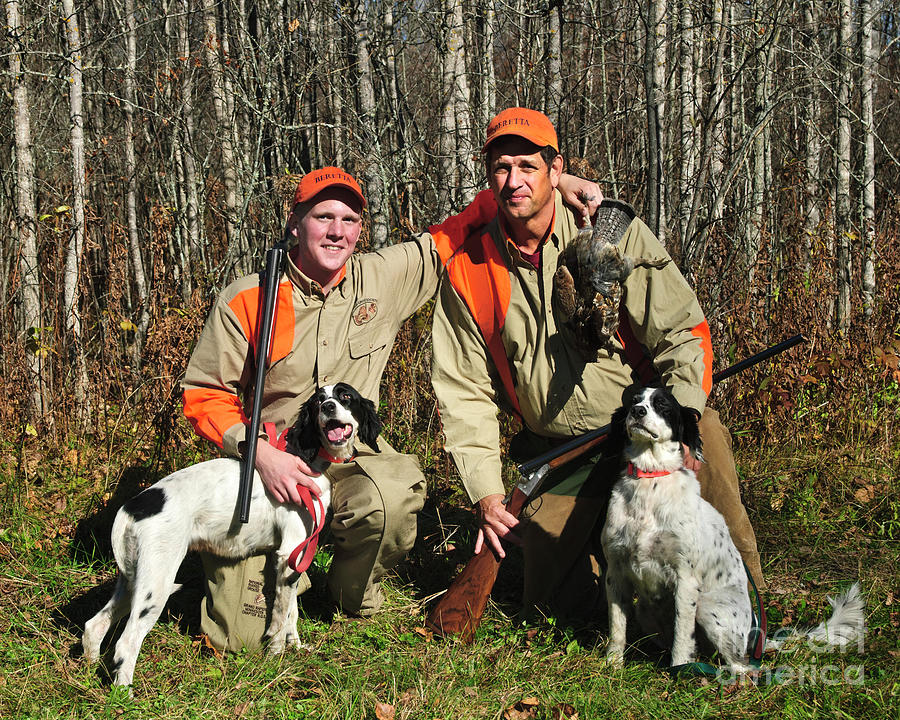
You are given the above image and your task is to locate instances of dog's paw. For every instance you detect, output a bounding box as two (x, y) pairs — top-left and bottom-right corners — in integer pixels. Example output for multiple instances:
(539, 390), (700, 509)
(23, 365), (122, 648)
(265, 626), (288, 656)
(603, 650), (625, 669)
(81, 631), (106, 663)
(266, 638), (287, 656)
(670, 653), (695, 667)
(288, 639), (314, 652)
(82, 641), (100, 663)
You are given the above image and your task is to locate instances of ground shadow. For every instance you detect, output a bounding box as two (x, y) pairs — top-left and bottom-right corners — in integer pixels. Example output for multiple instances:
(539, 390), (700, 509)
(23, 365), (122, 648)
(70, 464), (166, 565)
(56, 552), (206, 660)
(395, 491), (526, 617)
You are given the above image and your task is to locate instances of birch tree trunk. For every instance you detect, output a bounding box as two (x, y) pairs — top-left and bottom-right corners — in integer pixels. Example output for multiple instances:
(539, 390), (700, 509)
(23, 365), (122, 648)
(802, 1), (822, 270)
(860, 0), (879, 317)
(745, 19), (778, 285)
(7, 0), (51, 424)
(545, 0), (562, 130)
(682, 0), (728, 275)
(354, 0), (388, 247)
(478, 0), (497, 132)
(708, 0), (728, 212)
(382, 0), (404, 223)
(678, 0), (696, 249)
(447, 0), (477, 204)
(203, 0), (244, 267)
(644, 0), (667, 243)
(514, 0), (526, 104)
(835, 0), (853, 330)
(330, 17), (344, 169)
(61, 0), (91, 426)
(176, 0), (202, 286)
(123, 0), (150, 365)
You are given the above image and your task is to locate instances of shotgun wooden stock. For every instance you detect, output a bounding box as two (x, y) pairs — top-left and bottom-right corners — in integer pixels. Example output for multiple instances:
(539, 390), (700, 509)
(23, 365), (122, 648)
(425, 334), (804, 641)
(426, 435), (607, 640)
(426, 486), (531, 642)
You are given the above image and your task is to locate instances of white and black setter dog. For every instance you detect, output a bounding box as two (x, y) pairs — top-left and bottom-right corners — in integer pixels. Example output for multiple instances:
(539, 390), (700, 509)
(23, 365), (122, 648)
(82, 383), (381, 686)
(601, 387), (864, 673)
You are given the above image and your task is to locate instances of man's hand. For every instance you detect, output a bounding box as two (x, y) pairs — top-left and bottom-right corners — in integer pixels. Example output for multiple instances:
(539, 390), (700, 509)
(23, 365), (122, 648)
(681, 443), (703, 472)
(558, 174), (604, 226)
(474, 493), (521, 559)
(254, 439), (322, 505)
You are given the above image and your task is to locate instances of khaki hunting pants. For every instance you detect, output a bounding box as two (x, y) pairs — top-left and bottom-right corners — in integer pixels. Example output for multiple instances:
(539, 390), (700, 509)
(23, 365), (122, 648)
(200, 445), (426, 653)
(520, 408), (764, 621)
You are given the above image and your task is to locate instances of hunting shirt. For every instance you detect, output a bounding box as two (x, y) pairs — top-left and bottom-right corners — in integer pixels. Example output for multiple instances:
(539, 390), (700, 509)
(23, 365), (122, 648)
(182, 237), (444, 457)
(431, 190), (712, 505)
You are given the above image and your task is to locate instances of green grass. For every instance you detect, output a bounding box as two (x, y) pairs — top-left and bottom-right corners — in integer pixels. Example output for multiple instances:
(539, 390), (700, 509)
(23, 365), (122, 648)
(1, 423), (898, 719)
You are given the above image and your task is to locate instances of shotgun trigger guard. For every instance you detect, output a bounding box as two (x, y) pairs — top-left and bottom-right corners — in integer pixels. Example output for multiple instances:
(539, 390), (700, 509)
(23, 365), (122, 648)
(506, 463), (551, 505)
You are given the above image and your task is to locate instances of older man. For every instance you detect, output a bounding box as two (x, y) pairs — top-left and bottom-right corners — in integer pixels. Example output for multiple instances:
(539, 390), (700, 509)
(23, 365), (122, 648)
(431, 108), (764, 620)
(182, 166), (601, 651)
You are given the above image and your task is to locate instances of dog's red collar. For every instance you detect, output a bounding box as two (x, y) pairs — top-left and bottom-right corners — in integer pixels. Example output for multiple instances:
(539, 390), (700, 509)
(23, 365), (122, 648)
(626, 462), (673, 478)
(316, 447), (356, 464)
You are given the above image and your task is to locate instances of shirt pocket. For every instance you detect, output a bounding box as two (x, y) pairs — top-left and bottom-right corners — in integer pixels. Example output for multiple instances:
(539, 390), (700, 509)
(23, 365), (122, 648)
(348, 316), (392, 359)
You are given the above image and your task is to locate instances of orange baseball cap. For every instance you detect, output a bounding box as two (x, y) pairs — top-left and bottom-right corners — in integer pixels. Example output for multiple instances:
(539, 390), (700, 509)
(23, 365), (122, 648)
(482, 107), (559, 153)
(293, 167), (367, 208)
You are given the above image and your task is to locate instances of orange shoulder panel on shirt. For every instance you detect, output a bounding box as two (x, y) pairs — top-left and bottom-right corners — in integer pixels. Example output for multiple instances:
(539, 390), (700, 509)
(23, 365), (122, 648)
(227, 281), (295, 366)
(431, 191), (522, 416)
(445, 230), (522, 419)
(430, 189), (498, 265)
(691, 319), (713, 395)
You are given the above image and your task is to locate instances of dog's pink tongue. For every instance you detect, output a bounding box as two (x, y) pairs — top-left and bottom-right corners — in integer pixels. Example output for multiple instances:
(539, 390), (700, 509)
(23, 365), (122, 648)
(327, 424), (351, 443)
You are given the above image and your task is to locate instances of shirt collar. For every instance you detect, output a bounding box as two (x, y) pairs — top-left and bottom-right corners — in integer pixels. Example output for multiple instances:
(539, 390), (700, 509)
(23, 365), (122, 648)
(284, 252), (349, 298)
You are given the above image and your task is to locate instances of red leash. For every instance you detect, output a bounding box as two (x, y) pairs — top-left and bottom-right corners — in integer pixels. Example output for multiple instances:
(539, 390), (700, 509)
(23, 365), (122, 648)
(263, 423), (328, 574)
(286, 488), (326, 573)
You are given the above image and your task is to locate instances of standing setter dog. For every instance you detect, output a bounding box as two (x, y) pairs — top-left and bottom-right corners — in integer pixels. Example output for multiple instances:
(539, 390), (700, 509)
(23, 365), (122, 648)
(601, 387), (864, 673)
(82, 383), (381, 686)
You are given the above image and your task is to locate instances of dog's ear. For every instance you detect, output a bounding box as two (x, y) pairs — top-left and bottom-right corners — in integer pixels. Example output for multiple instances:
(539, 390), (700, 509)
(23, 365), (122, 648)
(680, 406), (704, 463)
(286, 395), (321, 462)
(607, 404), (629, 455)
(357, 397), (382, 453)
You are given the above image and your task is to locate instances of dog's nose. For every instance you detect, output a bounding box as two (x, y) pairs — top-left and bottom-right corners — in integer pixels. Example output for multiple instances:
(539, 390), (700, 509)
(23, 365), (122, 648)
(631, 405), (646, 419)
(321, 399), (336, 415)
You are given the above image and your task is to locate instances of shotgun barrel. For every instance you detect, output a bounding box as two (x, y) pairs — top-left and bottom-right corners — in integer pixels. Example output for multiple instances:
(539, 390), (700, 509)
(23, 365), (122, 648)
(238, 242), (286, 524)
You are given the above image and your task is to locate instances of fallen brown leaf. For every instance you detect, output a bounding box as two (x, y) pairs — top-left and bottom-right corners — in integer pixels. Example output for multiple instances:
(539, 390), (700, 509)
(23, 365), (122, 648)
(551, 702), (578, 719)
(503, 709), (535, 720)
(375, 701), (395, 720)
(504, 697), (540, 720)
(233, 701), (249, 717)
(197, 633), (223, 659)
(854, 485), (875, 503)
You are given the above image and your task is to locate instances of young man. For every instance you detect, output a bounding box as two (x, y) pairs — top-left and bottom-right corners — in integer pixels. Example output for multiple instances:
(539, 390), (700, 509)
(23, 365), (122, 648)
(182, 166), (601, 651)
(431, 108), (764, 620)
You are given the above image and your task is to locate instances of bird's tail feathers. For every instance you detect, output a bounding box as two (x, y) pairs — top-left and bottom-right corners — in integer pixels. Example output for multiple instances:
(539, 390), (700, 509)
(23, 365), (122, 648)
(767, 583), (865, 653)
